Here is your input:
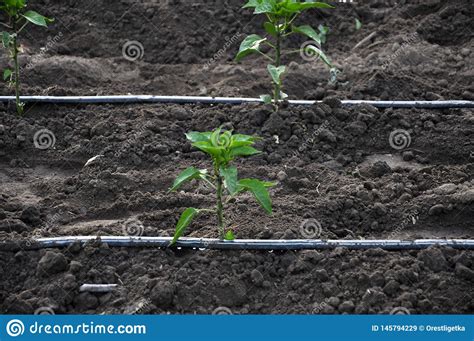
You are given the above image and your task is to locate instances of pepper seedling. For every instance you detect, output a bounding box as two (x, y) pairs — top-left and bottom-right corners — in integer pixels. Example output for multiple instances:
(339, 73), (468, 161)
(236, 0), (334, 111)
(168, 128), (275, 244)
(1, 0), (53, 114)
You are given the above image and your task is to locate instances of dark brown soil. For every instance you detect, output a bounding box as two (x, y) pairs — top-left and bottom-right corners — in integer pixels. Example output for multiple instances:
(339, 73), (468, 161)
(0, 0), (472, 100)
(0, 0), (473, 315)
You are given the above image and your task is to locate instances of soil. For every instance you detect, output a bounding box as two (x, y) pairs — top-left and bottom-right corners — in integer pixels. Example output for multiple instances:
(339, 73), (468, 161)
(0, 0), (473, 314)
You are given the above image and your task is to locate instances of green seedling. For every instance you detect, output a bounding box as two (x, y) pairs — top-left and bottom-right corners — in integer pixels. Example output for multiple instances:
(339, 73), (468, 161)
(0, 0), (53, 114)
(236, 0), (334, 111)
(317, 24), (329, 44)
(169, 128), (275, 244)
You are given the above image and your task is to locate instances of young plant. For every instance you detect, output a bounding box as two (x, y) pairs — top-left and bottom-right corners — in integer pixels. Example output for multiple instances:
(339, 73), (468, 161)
(1, 0), (53, 114)
(169, 128), (275, 244)
(236, 0), (334, 110)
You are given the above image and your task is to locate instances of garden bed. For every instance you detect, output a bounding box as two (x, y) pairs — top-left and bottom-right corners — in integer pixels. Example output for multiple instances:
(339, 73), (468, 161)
(0, 101), (472, 314)
(0, 0), (473, 315)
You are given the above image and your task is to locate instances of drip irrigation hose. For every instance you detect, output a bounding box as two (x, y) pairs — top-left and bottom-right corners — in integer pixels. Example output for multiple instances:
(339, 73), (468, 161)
(0, 95), (473, 108)
(3, 236), (473, 251)
(79, 284), (118, 293)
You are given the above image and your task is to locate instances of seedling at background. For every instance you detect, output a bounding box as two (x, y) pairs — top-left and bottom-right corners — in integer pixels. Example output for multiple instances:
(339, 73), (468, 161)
(169, 128), (275, 244)
(1, 0), (53, 114)
(236, 0), (334, 111)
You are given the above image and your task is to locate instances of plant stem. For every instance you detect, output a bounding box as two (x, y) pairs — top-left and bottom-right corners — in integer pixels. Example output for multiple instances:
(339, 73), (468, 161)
(12, 20), (22, 114)
(273, 26), (281, 112)
(214, 163), (225, 239)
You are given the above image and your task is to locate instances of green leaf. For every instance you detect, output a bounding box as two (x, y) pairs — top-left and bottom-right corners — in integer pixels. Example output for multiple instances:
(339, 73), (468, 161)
(252, 0), (277, 14)
(260, 94), (273, 104)
(224, 230), (235, 241)
(22, 10), (53, 27)
(2, 32), (11, 48)
(235, 34), (267, 62)
(230, 146), (261, 157)
(3, 69), (12, 81)
(243, 0), (261, 9)
(210, 127), (222, 147)
(230, 134), (258, 148)
(186, 131), (211, 143)
(210, 127), (232, 148)
(318, 25), (329, 44)
(170, 208), (199, 245)
(355, 18), (362, 31)
(285, 1), (334, 12)
(220, 165), (238, 195)
(264, 22), (277, 36)
(262, 181), (278, 188)
(302, 44), (333, 67)
(292, 25), (321, 45)
(3, 0), (25, 11)
(238, 178), (273, 214)
(267, 64), (286, 85)
(318, 24), (329, 35)
(169, 167), (206, 192)
(192, 141), (224, 159)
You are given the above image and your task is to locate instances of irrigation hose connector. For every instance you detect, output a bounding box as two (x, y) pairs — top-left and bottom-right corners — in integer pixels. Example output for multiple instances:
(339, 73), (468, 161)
(0, 96), (473, 109)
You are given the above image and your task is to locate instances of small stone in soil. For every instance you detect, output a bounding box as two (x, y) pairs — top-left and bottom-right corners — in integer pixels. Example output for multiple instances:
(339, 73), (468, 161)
(37, 251), (69, 276)
(0, 219), (29, 233)
(250, 269), (264, 286)
(74, 292), (99, 310)
(454, 263), (474, 282)
(417, 247), (448, 272)
(428, 204), (445, 216)
(20, 206), (42, 226)
(150, 282), (174, 308)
